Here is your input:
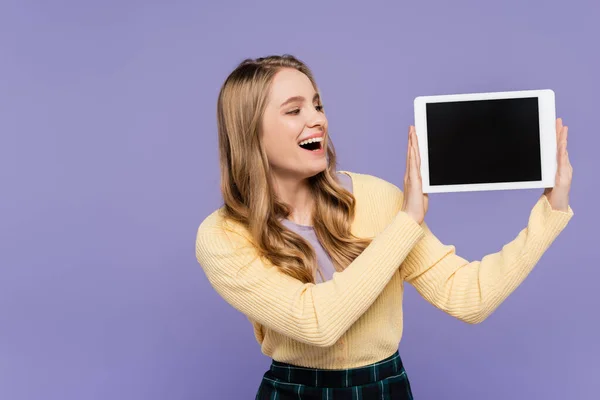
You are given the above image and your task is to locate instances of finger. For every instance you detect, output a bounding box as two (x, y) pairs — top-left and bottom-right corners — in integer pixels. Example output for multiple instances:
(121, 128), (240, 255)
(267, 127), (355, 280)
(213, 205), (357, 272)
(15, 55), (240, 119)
(562, 127), (569, 166)
(560, 127), (568, 148)
(556, 118), (564, 146)
(556, 117), (563, 141)
(413, 127), (422, 176)
(556, 119), (564, 160)
(405, 126), (412, 180)
(562, 147), (572, 182)
(410, 136), (419, 182)
(559, 127), (568, 160)
(559, 131), (569, 172)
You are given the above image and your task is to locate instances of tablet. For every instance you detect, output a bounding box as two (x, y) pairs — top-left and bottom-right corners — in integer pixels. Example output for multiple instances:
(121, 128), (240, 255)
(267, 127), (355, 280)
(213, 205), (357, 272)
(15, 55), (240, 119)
(413, 89), (557, 193)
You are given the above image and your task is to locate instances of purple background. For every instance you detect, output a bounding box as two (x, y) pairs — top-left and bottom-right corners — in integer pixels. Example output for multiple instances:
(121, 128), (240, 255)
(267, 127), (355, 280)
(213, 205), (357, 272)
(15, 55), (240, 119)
(1, 0), (598, 399)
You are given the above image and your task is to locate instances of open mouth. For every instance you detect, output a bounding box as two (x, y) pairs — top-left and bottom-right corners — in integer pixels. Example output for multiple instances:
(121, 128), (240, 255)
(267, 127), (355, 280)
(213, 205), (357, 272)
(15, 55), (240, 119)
(298, 137), (324, 151)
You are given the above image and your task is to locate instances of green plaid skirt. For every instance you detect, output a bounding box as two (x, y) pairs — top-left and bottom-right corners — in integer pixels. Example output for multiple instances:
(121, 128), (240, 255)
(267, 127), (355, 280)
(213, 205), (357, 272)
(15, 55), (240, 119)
(256, 350), (413, 399)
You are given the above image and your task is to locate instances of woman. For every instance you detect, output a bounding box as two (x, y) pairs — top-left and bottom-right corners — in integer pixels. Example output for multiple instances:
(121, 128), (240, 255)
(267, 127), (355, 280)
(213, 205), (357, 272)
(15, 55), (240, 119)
(195, 55), (573, 399)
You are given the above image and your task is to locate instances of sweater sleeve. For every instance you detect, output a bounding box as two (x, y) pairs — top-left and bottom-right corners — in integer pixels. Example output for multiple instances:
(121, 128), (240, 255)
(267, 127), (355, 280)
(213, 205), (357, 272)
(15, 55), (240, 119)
(399, 194), (574, 324)
(195, 210), (424, 348)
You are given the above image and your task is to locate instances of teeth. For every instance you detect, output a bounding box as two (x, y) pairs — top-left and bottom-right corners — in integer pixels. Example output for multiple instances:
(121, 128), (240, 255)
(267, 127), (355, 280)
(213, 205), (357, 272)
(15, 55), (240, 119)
(298, 137), (324, 146)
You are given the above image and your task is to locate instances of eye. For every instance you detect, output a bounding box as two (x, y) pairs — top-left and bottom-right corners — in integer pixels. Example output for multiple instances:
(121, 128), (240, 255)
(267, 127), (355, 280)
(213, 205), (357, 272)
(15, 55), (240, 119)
(285, 104), (324, 115)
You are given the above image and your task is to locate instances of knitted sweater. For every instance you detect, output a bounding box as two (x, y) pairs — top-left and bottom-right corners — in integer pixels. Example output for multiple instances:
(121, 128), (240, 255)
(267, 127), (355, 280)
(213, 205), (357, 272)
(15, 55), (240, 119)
(195, 171), (573, 369)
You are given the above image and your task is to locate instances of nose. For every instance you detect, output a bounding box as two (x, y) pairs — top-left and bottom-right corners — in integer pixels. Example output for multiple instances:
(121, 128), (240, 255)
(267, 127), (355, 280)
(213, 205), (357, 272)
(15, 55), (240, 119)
(306, 106), (326, 128)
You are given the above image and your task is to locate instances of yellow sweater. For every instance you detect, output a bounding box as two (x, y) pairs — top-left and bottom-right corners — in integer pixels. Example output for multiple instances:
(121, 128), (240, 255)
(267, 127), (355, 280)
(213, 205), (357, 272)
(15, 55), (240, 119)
(195, 171), (573, 369)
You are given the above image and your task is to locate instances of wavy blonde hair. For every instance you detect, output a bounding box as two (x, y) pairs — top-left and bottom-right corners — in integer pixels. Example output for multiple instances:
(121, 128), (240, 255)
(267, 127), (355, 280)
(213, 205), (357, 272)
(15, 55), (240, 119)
(217, 54), (371, 284)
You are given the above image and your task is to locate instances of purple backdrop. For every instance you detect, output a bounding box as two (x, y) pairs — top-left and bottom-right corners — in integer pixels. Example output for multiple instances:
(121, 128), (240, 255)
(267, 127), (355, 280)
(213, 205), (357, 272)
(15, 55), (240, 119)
(1, 0), (598, 399)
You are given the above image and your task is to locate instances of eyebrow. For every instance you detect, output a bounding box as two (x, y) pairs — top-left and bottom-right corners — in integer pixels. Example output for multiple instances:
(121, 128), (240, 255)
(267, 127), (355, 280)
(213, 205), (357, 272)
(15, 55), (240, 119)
(279, 93), (321, 108)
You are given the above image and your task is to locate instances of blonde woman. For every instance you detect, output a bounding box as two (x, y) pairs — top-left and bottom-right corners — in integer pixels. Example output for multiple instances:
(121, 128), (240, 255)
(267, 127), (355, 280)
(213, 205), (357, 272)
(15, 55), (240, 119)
(195, 55), (573, 399)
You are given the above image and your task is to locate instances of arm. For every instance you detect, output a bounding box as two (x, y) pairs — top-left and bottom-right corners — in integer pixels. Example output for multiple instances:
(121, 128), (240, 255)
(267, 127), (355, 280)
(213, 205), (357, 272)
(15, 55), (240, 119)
(196, 210), (424, 347)
(399, 194), (574, 324)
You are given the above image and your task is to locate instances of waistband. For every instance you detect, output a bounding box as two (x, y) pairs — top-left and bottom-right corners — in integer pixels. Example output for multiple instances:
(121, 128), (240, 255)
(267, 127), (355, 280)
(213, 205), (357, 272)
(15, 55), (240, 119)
(269, 350), (405, 388)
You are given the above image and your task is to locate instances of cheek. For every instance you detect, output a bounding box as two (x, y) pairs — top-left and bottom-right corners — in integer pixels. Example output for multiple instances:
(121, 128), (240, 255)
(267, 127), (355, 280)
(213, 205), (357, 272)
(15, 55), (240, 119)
(279, 117), (304, 139)
(263, 118), (303, 154)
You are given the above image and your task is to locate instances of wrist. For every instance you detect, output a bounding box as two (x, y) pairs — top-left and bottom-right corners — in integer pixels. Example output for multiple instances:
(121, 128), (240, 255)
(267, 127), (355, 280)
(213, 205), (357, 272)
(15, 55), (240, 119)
(543, 193), (569, 212)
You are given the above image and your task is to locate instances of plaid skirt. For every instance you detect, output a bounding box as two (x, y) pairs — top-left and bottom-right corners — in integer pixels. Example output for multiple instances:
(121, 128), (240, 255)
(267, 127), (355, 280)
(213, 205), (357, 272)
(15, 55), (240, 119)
(256, 350), (413, 399)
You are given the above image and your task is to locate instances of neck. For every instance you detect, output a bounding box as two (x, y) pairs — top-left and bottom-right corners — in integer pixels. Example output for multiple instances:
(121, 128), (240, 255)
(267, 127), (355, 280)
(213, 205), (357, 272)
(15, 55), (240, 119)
(272, 173), (315, 226)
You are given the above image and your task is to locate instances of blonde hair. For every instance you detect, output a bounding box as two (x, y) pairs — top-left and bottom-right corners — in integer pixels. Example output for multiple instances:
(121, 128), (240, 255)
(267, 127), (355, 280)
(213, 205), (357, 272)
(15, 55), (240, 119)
(217, 54), (370, 283)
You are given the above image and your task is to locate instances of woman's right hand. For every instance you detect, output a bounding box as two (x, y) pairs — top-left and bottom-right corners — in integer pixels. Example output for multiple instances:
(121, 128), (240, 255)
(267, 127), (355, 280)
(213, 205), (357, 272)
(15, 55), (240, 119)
(401, 125), (429, 224)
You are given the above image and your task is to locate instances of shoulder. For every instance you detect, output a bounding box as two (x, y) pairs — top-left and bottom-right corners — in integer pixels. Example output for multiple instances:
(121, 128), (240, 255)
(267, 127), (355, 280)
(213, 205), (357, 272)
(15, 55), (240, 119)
(195, 208), (264, 281)
(196, 207), (253, 253)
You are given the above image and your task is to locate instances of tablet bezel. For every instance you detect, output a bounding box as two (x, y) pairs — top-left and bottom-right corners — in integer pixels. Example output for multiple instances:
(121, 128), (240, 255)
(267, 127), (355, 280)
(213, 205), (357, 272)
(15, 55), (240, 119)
(413, 89), (557, 193)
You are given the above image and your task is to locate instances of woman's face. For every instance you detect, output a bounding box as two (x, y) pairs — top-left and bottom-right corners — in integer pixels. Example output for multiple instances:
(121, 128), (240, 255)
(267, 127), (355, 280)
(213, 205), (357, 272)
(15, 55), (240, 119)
(261, 68), (328, 181)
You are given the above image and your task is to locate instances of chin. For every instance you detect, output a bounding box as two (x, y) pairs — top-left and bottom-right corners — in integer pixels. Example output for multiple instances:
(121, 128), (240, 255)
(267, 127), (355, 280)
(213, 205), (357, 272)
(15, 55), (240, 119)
(304, 162), (328, 179)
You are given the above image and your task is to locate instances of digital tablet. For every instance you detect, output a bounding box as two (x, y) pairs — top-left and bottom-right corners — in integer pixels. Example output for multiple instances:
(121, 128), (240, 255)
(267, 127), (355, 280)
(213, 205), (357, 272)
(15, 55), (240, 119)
(413, 89), (557, 193)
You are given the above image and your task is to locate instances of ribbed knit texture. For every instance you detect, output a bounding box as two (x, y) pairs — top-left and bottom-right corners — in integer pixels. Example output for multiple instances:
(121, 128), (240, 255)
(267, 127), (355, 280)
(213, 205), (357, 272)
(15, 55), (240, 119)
(195, 171), (573, 369)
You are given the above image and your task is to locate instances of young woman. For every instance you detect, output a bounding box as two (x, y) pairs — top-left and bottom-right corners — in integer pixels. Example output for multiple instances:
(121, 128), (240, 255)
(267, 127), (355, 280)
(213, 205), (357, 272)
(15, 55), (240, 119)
(195, 55), (573, 399)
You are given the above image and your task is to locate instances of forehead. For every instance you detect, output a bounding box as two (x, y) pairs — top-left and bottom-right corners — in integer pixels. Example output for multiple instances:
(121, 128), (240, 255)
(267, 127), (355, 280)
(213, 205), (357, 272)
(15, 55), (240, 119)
(268, 68), (316, 103)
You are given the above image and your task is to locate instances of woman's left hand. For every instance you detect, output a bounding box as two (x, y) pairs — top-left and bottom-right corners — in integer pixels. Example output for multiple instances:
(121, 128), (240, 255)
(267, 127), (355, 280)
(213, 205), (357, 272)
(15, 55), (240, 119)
(543, 118), (573, 212)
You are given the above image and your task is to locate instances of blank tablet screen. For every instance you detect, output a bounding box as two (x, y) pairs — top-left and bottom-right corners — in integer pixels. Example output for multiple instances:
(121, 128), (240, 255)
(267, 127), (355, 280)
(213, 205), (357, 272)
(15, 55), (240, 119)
(426, 97), (542, 186)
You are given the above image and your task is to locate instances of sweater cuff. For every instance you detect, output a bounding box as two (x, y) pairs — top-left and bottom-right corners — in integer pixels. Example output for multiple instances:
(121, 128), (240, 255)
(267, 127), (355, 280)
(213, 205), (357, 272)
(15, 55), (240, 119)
(532, 194), (574, 249)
